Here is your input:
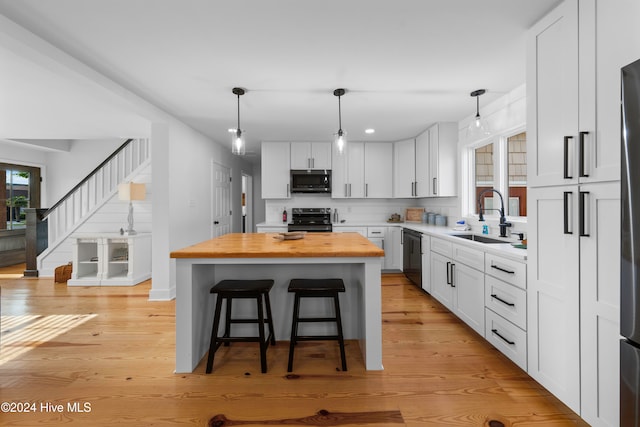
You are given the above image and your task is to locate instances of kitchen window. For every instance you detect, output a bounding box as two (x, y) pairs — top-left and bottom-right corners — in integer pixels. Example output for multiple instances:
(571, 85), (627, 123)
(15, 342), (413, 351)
(465, 130), (527, 220)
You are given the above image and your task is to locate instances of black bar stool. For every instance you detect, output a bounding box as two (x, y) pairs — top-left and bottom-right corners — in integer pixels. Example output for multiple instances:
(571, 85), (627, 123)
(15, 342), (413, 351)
(206, 279), (276, 374)
(287, 278), (347, 372)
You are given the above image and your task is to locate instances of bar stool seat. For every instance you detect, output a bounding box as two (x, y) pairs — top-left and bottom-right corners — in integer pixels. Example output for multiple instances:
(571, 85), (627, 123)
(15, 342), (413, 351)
(287, 278), (347, 372)
(206, 279), (276, 374)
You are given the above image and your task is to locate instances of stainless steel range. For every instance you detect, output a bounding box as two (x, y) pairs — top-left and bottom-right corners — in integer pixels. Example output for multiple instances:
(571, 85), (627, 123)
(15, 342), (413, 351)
(288, 208), (332, 232)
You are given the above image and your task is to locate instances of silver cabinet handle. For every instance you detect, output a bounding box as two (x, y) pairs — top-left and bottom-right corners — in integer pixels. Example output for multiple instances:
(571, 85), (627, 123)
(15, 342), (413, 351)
(287, 183), (290, 198)
(433, 177), (437, 195)
(365, 183), (368, 197)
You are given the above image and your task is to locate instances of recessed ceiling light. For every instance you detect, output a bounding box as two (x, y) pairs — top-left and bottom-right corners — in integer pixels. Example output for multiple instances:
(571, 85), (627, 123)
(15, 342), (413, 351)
(365, 128), (375, 134)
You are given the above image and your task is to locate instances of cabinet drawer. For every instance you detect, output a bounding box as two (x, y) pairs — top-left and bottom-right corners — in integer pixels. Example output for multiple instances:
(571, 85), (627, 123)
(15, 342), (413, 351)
(334, 227), (367, 237)
(431, 237), (452, 257)
(485, 309), (527, 371)
(367, 227), (386, 238)
(452, 244), (484, 272)
(485, 253), (526, 289)
(485, 275), (527, 330)
(257, 226), (287, 233)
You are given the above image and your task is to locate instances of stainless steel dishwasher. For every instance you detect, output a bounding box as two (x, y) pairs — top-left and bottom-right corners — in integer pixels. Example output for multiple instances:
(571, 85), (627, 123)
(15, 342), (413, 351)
(402, 228), (422, 287)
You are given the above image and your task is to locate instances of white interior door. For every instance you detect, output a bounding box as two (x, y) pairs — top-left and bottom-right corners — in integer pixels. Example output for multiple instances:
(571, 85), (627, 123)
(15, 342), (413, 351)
(212, 162), (231, 238)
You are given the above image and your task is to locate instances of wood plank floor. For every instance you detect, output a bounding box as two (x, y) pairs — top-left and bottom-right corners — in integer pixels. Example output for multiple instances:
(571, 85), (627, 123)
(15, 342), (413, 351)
(0, 264), (588, 427)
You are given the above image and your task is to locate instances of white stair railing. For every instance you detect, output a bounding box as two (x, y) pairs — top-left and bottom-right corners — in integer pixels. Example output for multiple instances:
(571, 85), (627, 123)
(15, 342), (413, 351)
(43, 138), (150, 247)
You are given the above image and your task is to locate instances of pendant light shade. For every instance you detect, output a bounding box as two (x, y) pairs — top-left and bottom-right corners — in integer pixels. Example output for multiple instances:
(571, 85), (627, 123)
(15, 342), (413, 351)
(333, 88), (347, 156)
(232, 87), (246, 155)
(467, 89), (491, 140)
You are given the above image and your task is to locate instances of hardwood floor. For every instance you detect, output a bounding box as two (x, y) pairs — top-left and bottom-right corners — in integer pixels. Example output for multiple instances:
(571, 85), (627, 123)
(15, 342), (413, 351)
(0, 265), (588, 426)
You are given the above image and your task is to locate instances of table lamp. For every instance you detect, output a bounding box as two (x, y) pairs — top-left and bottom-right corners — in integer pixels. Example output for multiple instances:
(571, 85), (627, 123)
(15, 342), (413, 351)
(118, 182), (146, 235)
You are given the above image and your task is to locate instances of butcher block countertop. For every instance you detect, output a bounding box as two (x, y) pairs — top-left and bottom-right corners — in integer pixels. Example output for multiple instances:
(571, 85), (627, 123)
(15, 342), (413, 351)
(170, 232), (385, 259)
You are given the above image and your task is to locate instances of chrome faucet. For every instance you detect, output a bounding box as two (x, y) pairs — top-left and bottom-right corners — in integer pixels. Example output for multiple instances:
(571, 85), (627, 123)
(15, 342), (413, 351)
(478, 188), (512, 237)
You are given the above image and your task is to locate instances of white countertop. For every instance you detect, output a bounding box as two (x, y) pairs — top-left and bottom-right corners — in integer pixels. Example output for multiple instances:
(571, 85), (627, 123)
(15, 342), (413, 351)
(256, 221), (527, 261)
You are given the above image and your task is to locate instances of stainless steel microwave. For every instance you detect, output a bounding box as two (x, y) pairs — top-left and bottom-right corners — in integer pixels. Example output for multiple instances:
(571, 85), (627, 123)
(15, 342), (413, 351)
(290, 170), (331, 193)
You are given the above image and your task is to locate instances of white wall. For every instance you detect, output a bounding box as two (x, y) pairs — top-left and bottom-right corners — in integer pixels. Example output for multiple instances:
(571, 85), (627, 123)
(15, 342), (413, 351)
(455, 84), (527, 236)
(45, 138), (122, 203)
(146, 118), (255, 300)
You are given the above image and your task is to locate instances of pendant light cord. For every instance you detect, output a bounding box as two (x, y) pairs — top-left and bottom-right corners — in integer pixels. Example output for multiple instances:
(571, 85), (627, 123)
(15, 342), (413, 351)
(237, 93), (241, 136)
(338, 94), (342, 131)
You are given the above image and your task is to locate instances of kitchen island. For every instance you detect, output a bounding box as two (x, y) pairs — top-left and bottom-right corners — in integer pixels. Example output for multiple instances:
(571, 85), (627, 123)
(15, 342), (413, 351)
(170, 232), (385, 373)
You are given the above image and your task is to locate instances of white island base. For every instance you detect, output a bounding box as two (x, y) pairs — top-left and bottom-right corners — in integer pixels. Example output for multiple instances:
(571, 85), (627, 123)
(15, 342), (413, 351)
(174, 256), (383, 373)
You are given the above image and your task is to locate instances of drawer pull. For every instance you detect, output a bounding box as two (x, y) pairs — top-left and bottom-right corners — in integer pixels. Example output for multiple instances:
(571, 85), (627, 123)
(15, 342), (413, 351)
(491, 264), (515, 274)
(491, 328), (515, 345)
(490, 294), (515, 307)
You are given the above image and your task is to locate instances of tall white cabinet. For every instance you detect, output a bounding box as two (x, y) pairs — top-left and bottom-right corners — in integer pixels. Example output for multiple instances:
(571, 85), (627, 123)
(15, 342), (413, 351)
(527, 1), (638, 424)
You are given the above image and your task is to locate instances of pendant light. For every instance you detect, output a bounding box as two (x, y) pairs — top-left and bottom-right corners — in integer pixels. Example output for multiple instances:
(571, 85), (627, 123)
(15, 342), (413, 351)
(231, 87), (246, 155)
(333, 88), (347, 155)
(467, 89), (491, 140)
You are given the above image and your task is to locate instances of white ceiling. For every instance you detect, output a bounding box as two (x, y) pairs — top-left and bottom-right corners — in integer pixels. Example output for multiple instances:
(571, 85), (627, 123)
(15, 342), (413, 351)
(0, 0), (561, 158)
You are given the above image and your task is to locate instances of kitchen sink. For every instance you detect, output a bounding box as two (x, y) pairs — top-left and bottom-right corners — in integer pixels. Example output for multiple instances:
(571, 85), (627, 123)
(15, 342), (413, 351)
(451, 234), (508, 244)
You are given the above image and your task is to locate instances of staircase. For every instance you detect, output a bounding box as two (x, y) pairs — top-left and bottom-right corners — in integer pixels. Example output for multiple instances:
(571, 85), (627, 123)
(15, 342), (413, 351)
(35, 138), (151, 276)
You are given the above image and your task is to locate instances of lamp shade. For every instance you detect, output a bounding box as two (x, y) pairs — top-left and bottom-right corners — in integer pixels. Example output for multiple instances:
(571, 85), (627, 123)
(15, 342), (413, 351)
(118, 182), (146, 201)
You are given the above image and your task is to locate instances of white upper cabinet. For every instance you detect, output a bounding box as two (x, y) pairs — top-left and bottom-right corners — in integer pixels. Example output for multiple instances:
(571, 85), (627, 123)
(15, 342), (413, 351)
(332, 141), (364, 198)
(414, 131), (429, 197)
(528, 0), (628, 187)
(364, 143), (393, 198)
(427, 123), (457, 197)
(393, 123), (457, 198)
(261, 142), (290, 199)
(393, 138), (416, 198)
(527, 0), (579, 187)
(290, 142), (331, 170)
(578, 0), (638, 184)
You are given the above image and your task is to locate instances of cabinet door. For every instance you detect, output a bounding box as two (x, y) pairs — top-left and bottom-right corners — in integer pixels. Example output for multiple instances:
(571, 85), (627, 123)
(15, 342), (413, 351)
(415, 130), (430, 197)
(347, 142), (365, 198)
(290, 142), (311, 169)
(364, 143), (393, 198)
(388, 227), (403, 271)
(429, 123), (457, 197)
(261, 142), (290, 199)
(430, 251), (454, 311)
(453, 263), (485, 336)
(579, 181), (620, 427)
(368, 237), (386, 268)
(421, 234), (431, 293)
(311, 142), (332, 169)
(578, 0), (639, 184)
(527, 185), (580, 413)
(393, 138), (416, 198)
(331, 141), (348, 198)
(527, 0), (579, 187)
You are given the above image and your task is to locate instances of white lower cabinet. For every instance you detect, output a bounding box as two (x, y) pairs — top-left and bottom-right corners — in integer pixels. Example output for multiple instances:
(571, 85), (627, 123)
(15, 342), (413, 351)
(430, 238), (485, 336)
(485, 308), (527, 370)
(421, 234), (430, 293)
(388, 226), (403, 271)
(484, 254), (527, 370)
(256, 225), (287, 233)
(68, 233), (151, 286)
(452, 261), (485, 336)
